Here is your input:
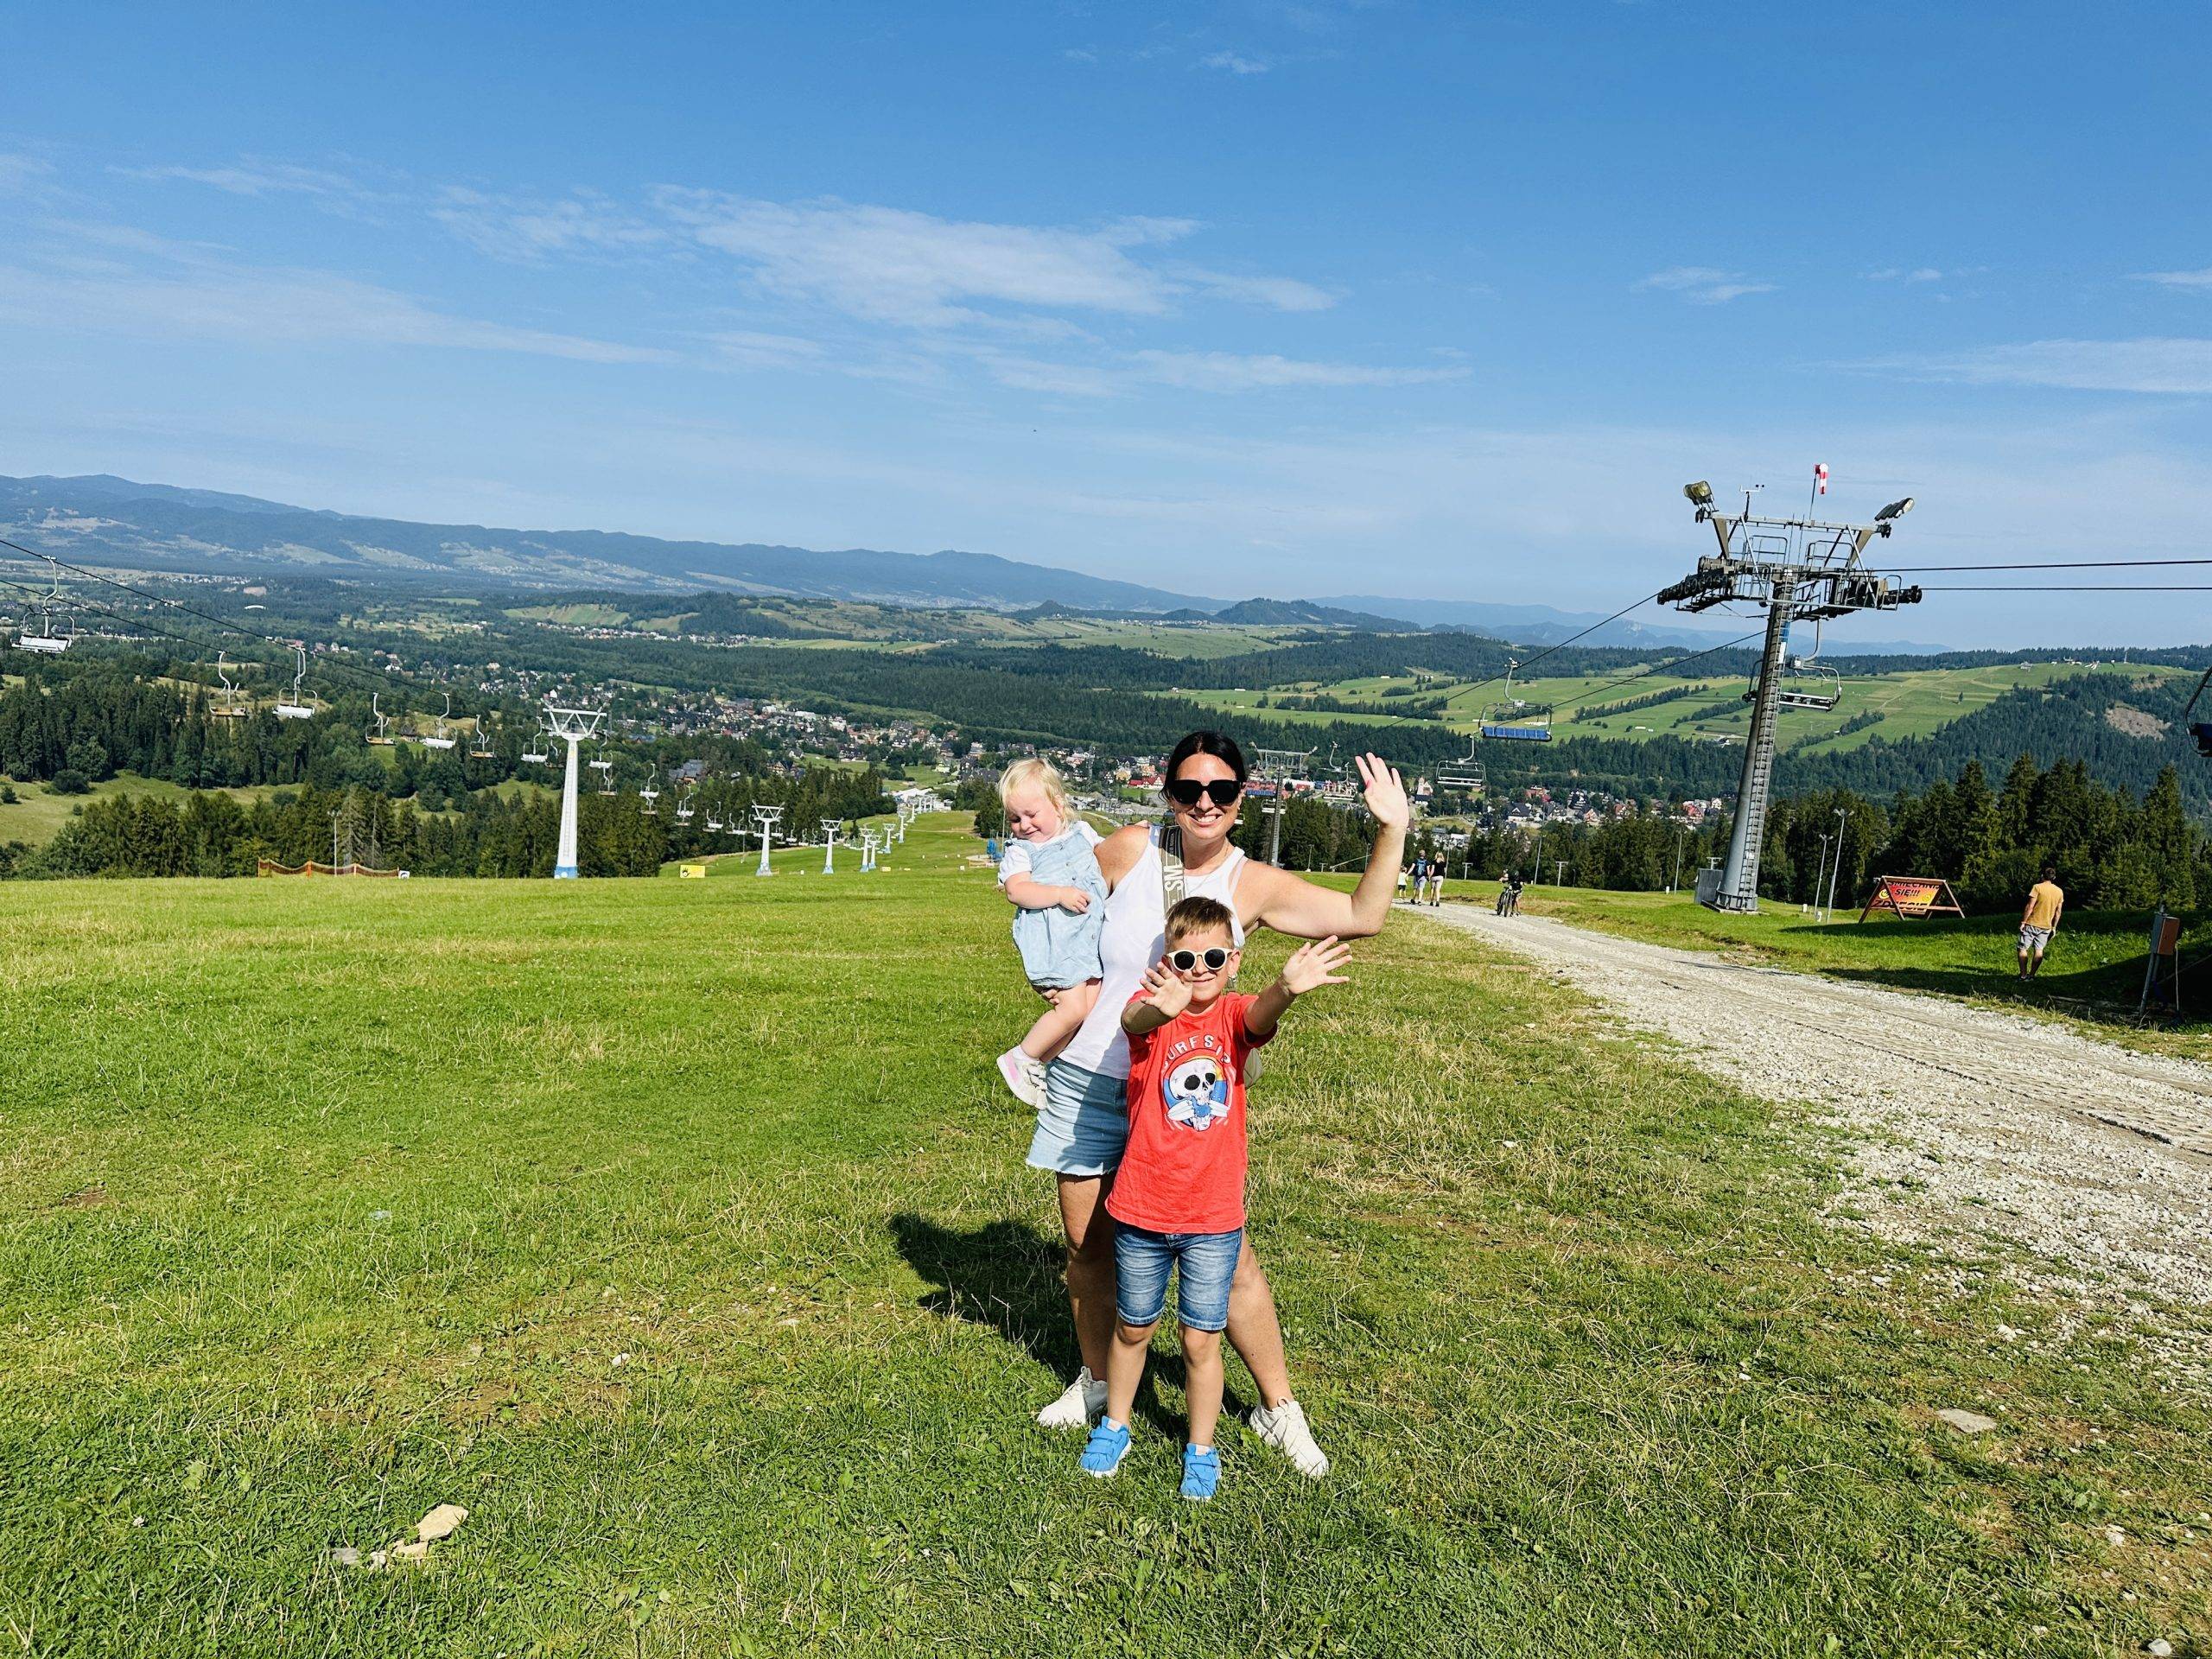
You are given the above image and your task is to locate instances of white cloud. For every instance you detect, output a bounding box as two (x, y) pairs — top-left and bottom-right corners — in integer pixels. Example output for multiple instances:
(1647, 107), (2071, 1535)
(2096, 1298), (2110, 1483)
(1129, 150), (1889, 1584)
(1634, 266), (1777, 304)
(2135, 267), (2212, 290)
(1863, 337), (2212, 394)
(114, 160), (365, 200)
(1201, 51), (1272, 73)
(431, 187), (668, 261)
(0, 154), (54, 194)
(1868, 267), (1943, 283)
(1132, 350), (1469, 391)
(0, 226), (671, 365)
(708, 330), (828, 370)
(1177, 268), (1335, 311)
(652, 192), (1210, 327)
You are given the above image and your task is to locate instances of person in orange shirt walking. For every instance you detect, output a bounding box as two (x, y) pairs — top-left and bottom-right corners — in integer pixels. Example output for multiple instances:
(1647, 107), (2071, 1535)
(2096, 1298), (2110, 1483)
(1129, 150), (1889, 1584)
(2018, 867), (2064, 982)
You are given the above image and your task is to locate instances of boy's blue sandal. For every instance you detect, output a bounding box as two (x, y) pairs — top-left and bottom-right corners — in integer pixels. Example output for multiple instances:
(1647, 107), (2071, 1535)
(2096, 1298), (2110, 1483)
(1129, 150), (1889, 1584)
(1080, 1420), (1131, 1478)
(1180, 1445), (1220, 1502)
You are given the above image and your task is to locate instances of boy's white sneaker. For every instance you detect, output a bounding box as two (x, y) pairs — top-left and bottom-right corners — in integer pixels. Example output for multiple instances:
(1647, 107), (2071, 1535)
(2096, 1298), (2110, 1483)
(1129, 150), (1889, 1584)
(1037, 1366), (1109, 1430)
(1249, 1398), (1331, 1478)
(996, 1046), (1042, 1108)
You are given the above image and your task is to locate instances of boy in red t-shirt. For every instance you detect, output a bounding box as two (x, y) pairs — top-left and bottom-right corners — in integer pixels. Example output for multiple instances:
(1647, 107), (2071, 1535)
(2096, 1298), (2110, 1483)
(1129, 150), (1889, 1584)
(1077, 896), (1351, 1500)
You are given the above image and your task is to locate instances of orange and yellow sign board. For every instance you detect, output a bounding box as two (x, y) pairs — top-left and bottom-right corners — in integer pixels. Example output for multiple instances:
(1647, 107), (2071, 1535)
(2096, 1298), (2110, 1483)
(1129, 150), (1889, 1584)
(1859, 875), (1963, 920)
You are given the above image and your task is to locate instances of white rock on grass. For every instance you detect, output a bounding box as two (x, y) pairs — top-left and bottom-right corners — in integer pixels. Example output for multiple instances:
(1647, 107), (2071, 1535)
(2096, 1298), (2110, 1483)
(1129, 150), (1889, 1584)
(1935, 1408), (1998, 1433)
(416, 1503), (468, 1542)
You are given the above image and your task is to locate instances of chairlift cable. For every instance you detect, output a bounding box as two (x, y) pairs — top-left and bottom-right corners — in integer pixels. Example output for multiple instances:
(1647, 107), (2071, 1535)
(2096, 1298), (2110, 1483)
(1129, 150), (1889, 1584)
(1913, 584), (2212, 593)
(1442, 588), (1669, 703)
(1543, 629), (1766, 714)
(1871, 558), (2212, 574)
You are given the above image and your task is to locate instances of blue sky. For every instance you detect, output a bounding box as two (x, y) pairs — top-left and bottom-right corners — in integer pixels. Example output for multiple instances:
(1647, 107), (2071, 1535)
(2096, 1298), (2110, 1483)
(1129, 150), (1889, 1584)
(3, 1), (2208, 647)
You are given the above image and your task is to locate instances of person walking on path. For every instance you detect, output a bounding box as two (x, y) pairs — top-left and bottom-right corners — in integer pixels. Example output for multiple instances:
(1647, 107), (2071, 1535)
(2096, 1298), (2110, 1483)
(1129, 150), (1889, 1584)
(2018, 866), (2064, 981)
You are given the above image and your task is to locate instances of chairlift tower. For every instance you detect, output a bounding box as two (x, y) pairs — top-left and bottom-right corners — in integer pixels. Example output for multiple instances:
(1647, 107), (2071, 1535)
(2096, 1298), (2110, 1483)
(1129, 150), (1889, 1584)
(544, 702), (605, 879)
(1661, 476), (1921, 912)
(752, 805), (785, 876)
(862, 830), (881, 872)
(1250, 746), (1313, 868)
(821, 817), (841, 874)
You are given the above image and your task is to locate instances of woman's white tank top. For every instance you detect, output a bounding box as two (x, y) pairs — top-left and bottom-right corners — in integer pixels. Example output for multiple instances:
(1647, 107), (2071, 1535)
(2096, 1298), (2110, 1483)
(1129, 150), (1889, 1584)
(1058, 827), (1248, 1081)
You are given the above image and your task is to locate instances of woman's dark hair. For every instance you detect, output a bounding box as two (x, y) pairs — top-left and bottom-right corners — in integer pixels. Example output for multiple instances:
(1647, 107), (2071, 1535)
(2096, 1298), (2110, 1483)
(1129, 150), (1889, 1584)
(1166, 730), (1248, 784)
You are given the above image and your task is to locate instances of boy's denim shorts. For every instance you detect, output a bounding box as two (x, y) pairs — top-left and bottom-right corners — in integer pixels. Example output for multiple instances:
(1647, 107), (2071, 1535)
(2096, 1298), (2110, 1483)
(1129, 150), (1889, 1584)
(1113, 1223), (1243, 1332)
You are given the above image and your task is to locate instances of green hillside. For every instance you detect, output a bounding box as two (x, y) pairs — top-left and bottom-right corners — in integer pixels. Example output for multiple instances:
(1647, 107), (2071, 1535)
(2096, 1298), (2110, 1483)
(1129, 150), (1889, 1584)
(1177, 659), (2191, 753)
(0, 772), (281, 849)
(0, 818), (2199, 1652)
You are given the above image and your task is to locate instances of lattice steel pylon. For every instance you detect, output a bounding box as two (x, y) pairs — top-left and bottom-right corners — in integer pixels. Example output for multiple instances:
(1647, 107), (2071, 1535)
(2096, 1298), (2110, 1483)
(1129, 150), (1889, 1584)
(1250, 746), (1313, 868)
(1662, 477), (1922, 913)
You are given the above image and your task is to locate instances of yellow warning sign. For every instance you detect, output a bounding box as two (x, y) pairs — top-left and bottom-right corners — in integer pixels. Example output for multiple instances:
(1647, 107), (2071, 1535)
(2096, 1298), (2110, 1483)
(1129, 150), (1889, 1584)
(679, 863), (708, 879)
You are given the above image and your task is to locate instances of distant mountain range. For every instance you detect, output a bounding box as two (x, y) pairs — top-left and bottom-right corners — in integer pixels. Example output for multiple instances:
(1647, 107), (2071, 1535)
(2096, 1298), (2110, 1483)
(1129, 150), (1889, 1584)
(0, 474), (1948, 650)
(0, 474), (1203, 613)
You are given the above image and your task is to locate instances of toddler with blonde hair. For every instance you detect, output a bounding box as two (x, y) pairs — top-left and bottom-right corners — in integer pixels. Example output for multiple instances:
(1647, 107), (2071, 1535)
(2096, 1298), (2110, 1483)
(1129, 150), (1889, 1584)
(994, 758), (1106, 1107)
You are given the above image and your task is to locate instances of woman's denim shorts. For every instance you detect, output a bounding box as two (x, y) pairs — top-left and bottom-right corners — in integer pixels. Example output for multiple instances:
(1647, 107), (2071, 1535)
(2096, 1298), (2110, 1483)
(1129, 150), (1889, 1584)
(1026, 1058), (1130, 1177)
(1113, 1224), (1243, 1332)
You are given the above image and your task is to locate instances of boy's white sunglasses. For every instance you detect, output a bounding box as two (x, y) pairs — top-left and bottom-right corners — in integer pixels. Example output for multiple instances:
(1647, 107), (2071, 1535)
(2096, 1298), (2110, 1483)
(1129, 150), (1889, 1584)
(1168, 947), (1232, 972)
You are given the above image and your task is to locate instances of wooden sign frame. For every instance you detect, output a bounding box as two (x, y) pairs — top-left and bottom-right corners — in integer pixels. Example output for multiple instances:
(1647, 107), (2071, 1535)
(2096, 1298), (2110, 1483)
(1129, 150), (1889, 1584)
(1858, 875), (1964, 921)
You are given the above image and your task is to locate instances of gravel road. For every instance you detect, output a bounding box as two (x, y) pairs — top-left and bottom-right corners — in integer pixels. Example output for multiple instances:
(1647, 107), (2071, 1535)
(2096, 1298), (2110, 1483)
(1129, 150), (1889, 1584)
(1424, 902), (2212, 1311)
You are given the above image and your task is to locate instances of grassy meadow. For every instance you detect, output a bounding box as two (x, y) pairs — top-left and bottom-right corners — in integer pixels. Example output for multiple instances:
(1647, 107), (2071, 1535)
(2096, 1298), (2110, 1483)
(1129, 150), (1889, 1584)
(1, 817), (2204, 1656)
(1173, 661), (2188, 752)
(0, 772), (283, 849)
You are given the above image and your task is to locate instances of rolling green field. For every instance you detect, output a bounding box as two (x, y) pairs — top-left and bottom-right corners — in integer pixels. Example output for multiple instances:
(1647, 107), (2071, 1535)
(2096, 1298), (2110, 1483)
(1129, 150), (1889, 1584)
(1179, 661), (2189, 752)
(2, 819), (2203, 1655)
(500, 599), (1313, 661)
(0, 772), (282, 849)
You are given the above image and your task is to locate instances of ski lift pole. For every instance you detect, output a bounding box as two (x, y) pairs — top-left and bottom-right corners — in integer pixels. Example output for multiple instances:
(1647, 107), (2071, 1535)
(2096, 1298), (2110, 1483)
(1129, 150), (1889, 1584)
(752, 805), (784, 876)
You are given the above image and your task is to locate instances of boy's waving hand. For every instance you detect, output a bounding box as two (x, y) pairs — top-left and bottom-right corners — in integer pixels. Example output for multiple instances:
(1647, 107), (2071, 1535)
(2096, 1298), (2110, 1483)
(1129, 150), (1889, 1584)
(1246, 936), (1351, 1042)
(1279, 937), (1352, 996)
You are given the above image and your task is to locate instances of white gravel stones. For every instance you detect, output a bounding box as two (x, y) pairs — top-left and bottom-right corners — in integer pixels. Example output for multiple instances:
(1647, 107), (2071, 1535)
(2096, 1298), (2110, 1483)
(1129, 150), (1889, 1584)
(1428, 906), (2212, 1311)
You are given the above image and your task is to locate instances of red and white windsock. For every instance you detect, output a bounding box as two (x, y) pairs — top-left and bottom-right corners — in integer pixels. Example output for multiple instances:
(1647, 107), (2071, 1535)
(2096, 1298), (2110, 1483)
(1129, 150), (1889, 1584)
(1813, 462), (1830, 496)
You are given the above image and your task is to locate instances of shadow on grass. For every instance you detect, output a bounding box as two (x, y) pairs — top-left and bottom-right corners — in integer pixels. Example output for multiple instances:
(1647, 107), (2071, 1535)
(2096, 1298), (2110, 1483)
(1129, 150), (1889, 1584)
(888, 1211), (1230, 1438)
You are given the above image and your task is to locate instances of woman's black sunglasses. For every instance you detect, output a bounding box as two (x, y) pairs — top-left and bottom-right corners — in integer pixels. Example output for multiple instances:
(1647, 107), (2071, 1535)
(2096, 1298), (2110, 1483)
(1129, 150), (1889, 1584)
(1169, 946), (1233, 972)
(1166, 779), (1243, 808)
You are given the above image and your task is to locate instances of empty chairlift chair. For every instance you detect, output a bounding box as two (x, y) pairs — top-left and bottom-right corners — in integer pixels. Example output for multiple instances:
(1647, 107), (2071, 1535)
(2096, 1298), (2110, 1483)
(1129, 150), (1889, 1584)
(213, 652), (251, 719)
(275, 646), (316, 721)
(1747, 620), (1842, 713)
(1479, 660), (1553, 742)
(421, 693), (458, 750)
(1438, 737), (1485, 795)
(14, 574), (77, 655)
